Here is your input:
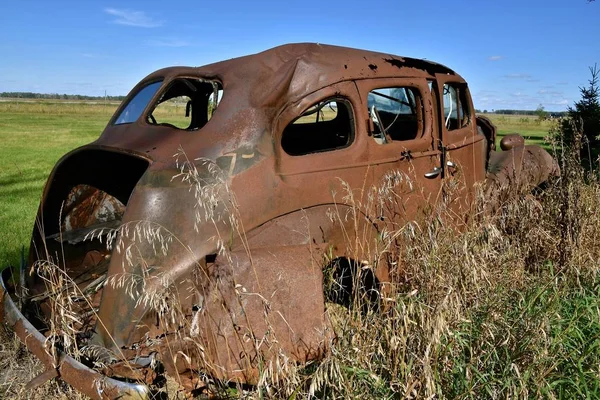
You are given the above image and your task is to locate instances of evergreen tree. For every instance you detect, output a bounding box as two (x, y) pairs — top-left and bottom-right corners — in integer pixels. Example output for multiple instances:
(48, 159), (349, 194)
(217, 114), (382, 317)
(561, 64), (600, 170)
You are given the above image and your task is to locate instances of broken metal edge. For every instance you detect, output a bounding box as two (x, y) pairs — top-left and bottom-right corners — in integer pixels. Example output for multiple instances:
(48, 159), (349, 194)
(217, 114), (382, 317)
(0, 271), (150, 400)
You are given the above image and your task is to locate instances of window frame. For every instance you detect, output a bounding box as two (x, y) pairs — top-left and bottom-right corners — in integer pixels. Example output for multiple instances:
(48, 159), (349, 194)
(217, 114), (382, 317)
(145, 77), (223, 131)
(433, 75), (476, 147)
(441, 83), (471, 132)
(366, 86), (424, 144)
(274, 82), (365, 176)
(110, 76), (224, 129)
(357, 78), (435, 163)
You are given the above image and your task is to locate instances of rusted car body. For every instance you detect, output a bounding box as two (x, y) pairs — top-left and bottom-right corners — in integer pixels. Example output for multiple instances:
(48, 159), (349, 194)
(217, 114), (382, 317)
(0, 43), (557, 398)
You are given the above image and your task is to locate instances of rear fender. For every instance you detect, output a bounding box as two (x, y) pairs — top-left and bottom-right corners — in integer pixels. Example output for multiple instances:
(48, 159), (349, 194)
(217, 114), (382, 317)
(161, 245), (334, 385)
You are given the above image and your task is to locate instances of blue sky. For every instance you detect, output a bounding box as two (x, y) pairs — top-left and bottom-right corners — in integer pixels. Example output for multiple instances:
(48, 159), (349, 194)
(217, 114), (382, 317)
(0, 0), (598, 111)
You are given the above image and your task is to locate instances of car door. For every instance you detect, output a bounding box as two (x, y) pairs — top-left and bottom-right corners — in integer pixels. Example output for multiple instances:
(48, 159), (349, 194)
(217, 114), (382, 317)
(271, 81), (376, 259)
(355, 77), (443, 231)
(433, 74), (487, 214)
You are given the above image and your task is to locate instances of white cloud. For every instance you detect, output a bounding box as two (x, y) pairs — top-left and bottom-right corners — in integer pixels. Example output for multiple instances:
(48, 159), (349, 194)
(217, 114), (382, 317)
(81, 53), (108, 59)
(487, 55), (503, 61)
(104, 8), (163, 28)
(503, 73), (532, 79)
(538, 89), (563, 96)
(145, 38), (190, 47)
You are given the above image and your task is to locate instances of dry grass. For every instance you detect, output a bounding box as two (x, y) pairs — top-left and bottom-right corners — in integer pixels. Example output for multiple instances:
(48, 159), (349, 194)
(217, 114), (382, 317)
(245, 132), (600, 398)
(0, 327), (85, 399)
(2, 116), (600, 399)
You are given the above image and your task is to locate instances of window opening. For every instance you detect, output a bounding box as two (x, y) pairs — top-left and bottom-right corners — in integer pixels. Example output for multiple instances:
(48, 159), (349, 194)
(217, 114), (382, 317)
(150, 95), (193, 129)
(146, 78), (223, 130)
(367, 87), (422, 144)
(115, 81), (163, 125)
(443, 84), (470, 131)
(282, 98), (354, 156)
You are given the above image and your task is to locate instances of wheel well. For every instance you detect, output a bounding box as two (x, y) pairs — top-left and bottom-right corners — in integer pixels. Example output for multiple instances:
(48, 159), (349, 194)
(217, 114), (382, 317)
(323, 257), (381, 311)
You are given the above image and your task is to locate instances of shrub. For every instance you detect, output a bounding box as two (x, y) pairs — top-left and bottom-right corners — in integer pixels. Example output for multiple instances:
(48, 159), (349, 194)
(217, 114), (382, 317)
(557, 64), (600, 171)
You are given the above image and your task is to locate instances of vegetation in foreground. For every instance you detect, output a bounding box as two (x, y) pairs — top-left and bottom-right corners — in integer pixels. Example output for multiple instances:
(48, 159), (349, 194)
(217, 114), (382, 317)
(1, 99), (599, 399)
(2, 126), (599, 399)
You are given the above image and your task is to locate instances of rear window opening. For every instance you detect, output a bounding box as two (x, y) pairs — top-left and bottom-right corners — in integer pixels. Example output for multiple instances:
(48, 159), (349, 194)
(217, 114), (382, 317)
(114, 81), (163, 125)
(282, 97), (354, 156)
(147, 78), (223, 130)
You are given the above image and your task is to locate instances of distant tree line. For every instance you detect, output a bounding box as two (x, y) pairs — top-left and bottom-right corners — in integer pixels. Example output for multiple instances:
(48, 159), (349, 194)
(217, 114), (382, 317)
(476, 109), (568, 118)
(0, 92), (126, 101)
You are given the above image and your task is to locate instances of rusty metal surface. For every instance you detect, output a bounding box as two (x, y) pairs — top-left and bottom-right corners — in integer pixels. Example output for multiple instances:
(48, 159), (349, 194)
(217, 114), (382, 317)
(3, 43), (558, 397)
(61, 184), (125, 235)
(486, 138), (559, 205)
(154, 246), (333, 386)
(499, 133), (526, 151)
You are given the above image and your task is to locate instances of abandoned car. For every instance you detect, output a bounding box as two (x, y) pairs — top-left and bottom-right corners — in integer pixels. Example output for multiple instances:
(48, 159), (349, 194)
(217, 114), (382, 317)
(0, 43), (557, 398)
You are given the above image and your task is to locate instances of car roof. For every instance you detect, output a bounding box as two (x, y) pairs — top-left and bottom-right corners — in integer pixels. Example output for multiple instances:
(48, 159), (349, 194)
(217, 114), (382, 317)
(143, 43), (461, 107)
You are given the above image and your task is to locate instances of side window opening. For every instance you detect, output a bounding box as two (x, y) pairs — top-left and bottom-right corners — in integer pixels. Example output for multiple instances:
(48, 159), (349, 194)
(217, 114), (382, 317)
(443, 83), (470, 131)
(150, 95), (193, 129)
(147, 78), (223, 130)
(367, 87), (423, 144)
(281, 98), (354, 156)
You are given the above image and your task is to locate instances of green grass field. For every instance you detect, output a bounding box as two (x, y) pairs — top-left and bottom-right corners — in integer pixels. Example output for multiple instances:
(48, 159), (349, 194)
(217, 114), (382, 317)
(484, 113), (553, 150)
(0, 101), (116, 268)
(0, 102), (553, 268)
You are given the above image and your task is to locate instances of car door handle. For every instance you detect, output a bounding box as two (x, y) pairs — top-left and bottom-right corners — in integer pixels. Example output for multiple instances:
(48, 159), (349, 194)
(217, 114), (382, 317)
(424, 167), (442, 179)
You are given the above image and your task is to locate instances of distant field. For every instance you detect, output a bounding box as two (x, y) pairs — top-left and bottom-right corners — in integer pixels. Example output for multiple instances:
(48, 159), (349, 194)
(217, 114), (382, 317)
(0, 101), (555, 268)
(484, 113), (553, 150)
